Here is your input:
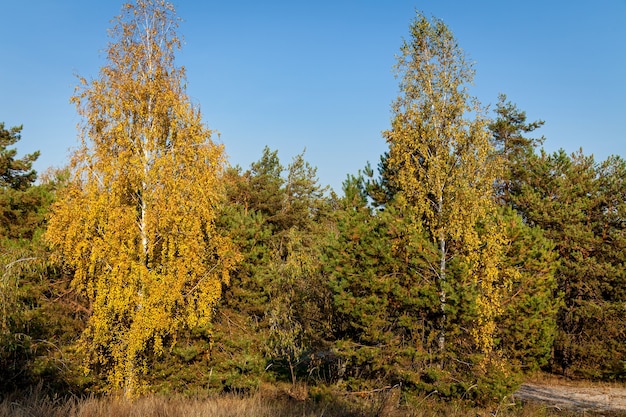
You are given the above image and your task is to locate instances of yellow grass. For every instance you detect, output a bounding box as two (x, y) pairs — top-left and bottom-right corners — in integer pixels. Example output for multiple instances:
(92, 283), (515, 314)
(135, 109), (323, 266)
(0, 384), (605, 417)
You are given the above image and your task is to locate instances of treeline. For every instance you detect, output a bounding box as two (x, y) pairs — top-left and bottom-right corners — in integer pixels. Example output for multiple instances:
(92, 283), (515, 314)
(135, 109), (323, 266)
(1, 1), (625, 405)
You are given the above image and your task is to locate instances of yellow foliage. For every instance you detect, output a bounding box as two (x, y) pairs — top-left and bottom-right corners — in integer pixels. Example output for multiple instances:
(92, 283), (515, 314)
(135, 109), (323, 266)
(384, 14), (511, 358)
(45, 0), (238, 395)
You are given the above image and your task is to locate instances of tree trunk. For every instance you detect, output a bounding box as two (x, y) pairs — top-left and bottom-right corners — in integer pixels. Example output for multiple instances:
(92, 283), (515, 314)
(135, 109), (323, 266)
(438, 233), (447, 358)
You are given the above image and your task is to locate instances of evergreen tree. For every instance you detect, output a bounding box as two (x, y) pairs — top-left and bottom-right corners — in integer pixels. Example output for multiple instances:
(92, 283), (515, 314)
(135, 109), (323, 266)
(495, 207), (560, 372)
(0, 123), (44, 389)
(265, 152), (330, 385)
(0, 123), (47, 241)
(513, 149), (626, 378)
(0, 132), (85, 393)
(209, 148), (332, 390)
(322, 175), (440, 389)
(0, 123), (39, 191)
(488, 94), (544, 205)
(487, 98), (561, 373)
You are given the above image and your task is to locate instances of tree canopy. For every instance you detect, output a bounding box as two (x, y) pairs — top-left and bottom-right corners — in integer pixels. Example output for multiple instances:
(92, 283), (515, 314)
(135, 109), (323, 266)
(384, 13), (508, 361)
(44, 0), (237, 395)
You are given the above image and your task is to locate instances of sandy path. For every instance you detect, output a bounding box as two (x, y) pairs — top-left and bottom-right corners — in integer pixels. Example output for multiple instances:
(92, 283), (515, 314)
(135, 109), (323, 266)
(515, 383), (626, 414)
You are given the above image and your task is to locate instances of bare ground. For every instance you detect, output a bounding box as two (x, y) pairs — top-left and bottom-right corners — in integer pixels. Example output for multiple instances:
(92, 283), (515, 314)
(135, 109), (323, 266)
(515, 382), (626, 414)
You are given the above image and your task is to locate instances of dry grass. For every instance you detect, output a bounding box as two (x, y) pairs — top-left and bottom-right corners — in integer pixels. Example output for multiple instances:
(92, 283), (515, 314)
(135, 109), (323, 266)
(0, 393), (351, 417)
(0, 384), (609, 417)
(524, 372), (626, 389)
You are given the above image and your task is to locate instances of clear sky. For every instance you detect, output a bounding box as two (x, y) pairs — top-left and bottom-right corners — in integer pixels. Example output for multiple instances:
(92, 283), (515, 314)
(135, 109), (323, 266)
(1, 1), (625, 192)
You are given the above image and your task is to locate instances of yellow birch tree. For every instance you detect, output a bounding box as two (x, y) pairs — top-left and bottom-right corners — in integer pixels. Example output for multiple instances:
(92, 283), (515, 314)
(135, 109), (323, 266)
(45, 0), (237, 395)
(384, 13), (510, 361)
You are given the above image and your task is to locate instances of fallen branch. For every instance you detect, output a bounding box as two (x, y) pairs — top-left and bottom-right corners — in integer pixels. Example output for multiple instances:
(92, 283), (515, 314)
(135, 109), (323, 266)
(346, 385), (395, 396)
(4, 257), (38, 271)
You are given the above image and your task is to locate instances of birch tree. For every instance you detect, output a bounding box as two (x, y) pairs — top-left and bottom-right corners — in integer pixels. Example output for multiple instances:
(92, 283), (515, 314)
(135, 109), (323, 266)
(384, 13), (508, 360)
(45, 0), (237, 395)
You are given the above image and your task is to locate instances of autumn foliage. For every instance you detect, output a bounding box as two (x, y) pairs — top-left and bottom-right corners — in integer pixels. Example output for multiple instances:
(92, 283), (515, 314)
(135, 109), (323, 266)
(1, 0), (625, 407)
(44, 0), (237, 395)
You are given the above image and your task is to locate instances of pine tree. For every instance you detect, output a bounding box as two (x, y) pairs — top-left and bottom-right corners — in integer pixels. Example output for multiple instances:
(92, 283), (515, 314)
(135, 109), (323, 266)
(0, 124), (46, 390)
(495, 207), (559, 372)
(487, 98), (561, 373)
(0, 123), (48, 241)
(0, 133), (84, 393)
(322, 175), (439, 388)
(513, 149), (626, 378)
(488, 94), (544, 205)
(209, 149), (332, 390)
(0, 123), (39, 191)
(262, 152), (330, 385)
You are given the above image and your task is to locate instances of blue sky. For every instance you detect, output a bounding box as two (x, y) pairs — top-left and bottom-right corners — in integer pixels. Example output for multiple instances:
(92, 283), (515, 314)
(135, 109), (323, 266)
(1, 1), (625, 192)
